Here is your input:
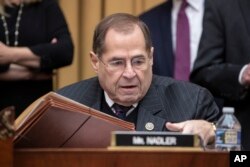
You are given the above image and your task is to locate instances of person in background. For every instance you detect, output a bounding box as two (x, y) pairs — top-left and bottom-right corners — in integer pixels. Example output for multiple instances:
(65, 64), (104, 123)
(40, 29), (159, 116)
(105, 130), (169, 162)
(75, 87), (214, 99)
(190, 0), (250, 150)
(57, 13), (219, 147)
(139, 0), (223, 111)
(139, 0), (204, 81)
(0, 0), (74, 117)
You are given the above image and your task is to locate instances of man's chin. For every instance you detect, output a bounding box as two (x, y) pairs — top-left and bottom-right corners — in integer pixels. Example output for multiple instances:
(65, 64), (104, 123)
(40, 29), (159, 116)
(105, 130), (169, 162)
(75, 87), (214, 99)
(118, 95), (139, 104)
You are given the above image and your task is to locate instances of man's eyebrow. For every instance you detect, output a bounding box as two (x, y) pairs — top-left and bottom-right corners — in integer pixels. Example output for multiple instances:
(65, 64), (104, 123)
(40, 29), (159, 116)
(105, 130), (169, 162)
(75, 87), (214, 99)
(108, 54), (146, 61)
(108, 56), (124, 61)
(132, 54), (147, 59)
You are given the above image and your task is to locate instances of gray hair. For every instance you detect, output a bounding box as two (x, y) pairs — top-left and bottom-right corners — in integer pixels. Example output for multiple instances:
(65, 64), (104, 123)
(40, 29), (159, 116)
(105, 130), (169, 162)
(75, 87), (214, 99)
(92, 13), (152, 57)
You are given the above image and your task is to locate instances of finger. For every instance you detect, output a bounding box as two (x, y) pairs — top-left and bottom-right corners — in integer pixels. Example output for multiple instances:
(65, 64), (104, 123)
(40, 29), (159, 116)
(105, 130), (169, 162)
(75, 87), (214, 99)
(165, 122), (185, 132)
(203, 126), (215, 145)
(51, 38), (57, 44)
(182, 124), (194, 134)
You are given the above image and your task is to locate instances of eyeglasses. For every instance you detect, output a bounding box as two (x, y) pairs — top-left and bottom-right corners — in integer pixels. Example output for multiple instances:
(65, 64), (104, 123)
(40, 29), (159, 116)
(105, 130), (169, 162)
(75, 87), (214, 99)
(98, 56), (150, 72)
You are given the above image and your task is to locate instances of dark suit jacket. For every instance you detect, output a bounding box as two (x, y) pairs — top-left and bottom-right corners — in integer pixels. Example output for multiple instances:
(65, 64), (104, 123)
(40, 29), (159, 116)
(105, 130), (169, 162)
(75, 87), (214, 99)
(190, 0), (250, 150)
(57, 75), (219, 131)
(139, 1), (174, 77)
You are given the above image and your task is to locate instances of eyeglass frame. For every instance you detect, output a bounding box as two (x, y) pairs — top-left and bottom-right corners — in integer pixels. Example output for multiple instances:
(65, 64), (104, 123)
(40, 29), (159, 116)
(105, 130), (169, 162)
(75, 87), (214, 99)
(96, 54), (152, 72)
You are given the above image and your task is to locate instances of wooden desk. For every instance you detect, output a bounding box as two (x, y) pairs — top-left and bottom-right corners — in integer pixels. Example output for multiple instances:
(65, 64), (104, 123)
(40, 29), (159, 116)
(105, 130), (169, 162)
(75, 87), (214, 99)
(14, 148), (229, 167)
(0, 139), (13, 167)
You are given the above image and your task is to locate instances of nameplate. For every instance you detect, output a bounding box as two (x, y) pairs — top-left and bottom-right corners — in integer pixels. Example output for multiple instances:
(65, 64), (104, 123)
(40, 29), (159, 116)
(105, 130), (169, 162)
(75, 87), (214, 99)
(111, 131), (201, 148)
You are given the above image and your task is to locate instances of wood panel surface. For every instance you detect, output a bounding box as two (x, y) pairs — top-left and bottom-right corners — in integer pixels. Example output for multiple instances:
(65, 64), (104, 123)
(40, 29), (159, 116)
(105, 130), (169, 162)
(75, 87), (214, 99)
(14, 148), (229, 167)
(0, 139), (13, 167)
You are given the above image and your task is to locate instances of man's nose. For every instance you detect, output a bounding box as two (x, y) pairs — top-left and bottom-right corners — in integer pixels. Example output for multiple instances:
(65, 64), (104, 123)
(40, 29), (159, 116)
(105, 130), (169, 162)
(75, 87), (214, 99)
(122, 63), (136, 78)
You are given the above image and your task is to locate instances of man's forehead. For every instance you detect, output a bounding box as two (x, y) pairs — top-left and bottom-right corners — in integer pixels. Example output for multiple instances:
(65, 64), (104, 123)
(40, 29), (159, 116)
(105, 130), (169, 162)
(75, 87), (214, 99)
(105, 26), (145, 44)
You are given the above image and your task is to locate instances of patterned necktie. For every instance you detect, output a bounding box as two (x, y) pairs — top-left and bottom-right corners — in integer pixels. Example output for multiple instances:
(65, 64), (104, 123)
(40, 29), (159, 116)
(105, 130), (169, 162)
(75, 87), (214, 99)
(113, 103), (132, 119)
(174, 0), (190, 81)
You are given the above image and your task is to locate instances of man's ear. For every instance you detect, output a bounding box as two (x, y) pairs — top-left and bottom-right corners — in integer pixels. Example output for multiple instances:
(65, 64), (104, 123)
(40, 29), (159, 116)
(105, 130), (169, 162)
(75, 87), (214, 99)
(90, 51), (99, 73)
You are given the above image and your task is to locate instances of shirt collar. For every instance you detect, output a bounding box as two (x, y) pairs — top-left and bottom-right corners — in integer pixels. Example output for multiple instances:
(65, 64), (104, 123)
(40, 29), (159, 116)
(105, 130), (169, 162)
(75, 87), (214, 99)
(173, 0), (204, 12)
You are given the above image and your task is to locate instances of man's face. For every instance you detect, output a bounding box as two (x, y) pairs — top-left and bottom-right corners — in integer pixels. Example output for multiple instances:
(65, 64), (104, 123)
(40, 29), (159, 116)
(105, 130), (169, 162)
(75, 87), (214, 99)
(91, 25), (153, 106)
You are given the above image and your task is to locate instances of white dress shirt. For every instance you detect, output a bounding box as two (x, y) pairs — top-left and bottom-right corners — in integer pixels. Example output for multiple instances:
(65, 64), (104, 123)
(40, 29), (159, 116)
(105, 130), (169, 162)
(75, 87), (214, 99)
(172, 0), (205, 70)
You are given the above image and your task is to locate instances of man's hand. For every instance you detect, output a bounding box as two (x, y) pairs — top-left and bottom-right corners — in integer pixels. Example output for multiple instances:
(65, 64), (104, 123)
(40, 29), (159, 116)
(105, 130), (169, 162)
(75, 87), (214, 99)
(166, 120), (215, 146)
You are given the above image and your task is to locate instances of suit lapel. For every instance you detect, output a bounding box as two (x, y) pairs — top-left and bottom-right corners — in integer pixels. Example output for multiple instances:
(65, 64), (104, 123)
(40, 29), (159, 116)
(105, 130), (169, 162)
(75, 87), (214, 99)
(238, 0), (250, 36)
(136, 83), (166, 131)
(91, 96), (102, 111)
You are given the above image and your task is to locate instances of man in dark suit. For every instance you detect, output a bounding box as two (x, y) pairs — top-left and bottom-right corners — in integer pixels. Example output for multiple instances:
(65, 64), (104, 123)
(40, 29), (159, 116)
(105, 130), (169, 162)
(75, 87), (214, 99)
(140, 0), (224, 111)
(139, 0), (204, 79)
(57, 13), (219, 146)
(190, 0), (250, 150)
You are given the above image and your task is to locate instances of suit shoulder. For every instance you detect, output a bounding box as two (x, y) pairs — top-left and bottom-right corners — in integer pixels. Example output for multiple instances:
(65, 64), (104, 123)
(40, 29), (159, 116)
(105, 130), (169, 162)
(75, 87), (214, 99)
(56, 77), (98, 96)
(152, 75), (206, 92)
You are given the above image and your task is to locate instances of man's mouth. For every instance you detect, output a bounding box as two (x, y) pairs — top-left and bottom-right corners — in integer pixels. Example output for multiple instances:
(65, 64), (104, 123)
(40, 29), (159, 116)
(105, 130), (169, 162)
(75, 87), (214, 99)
(120, 85), (137, 89)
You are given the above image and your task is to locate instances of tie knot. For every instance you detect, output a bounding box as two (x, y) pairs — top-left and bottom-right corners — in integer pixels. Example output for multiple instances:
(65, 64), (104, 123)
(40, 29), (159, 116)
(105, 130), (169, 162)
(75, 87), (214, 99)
(113, 103), (132, 119)
(180, 0), (188, 11)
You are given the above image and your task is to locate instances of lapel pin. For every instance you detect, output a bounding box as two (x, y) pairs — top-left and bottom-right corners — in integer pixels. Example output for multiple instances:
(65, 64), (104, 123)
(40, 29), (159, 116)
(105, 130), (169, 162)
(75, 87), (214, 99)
(145, 122), (154, 131)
